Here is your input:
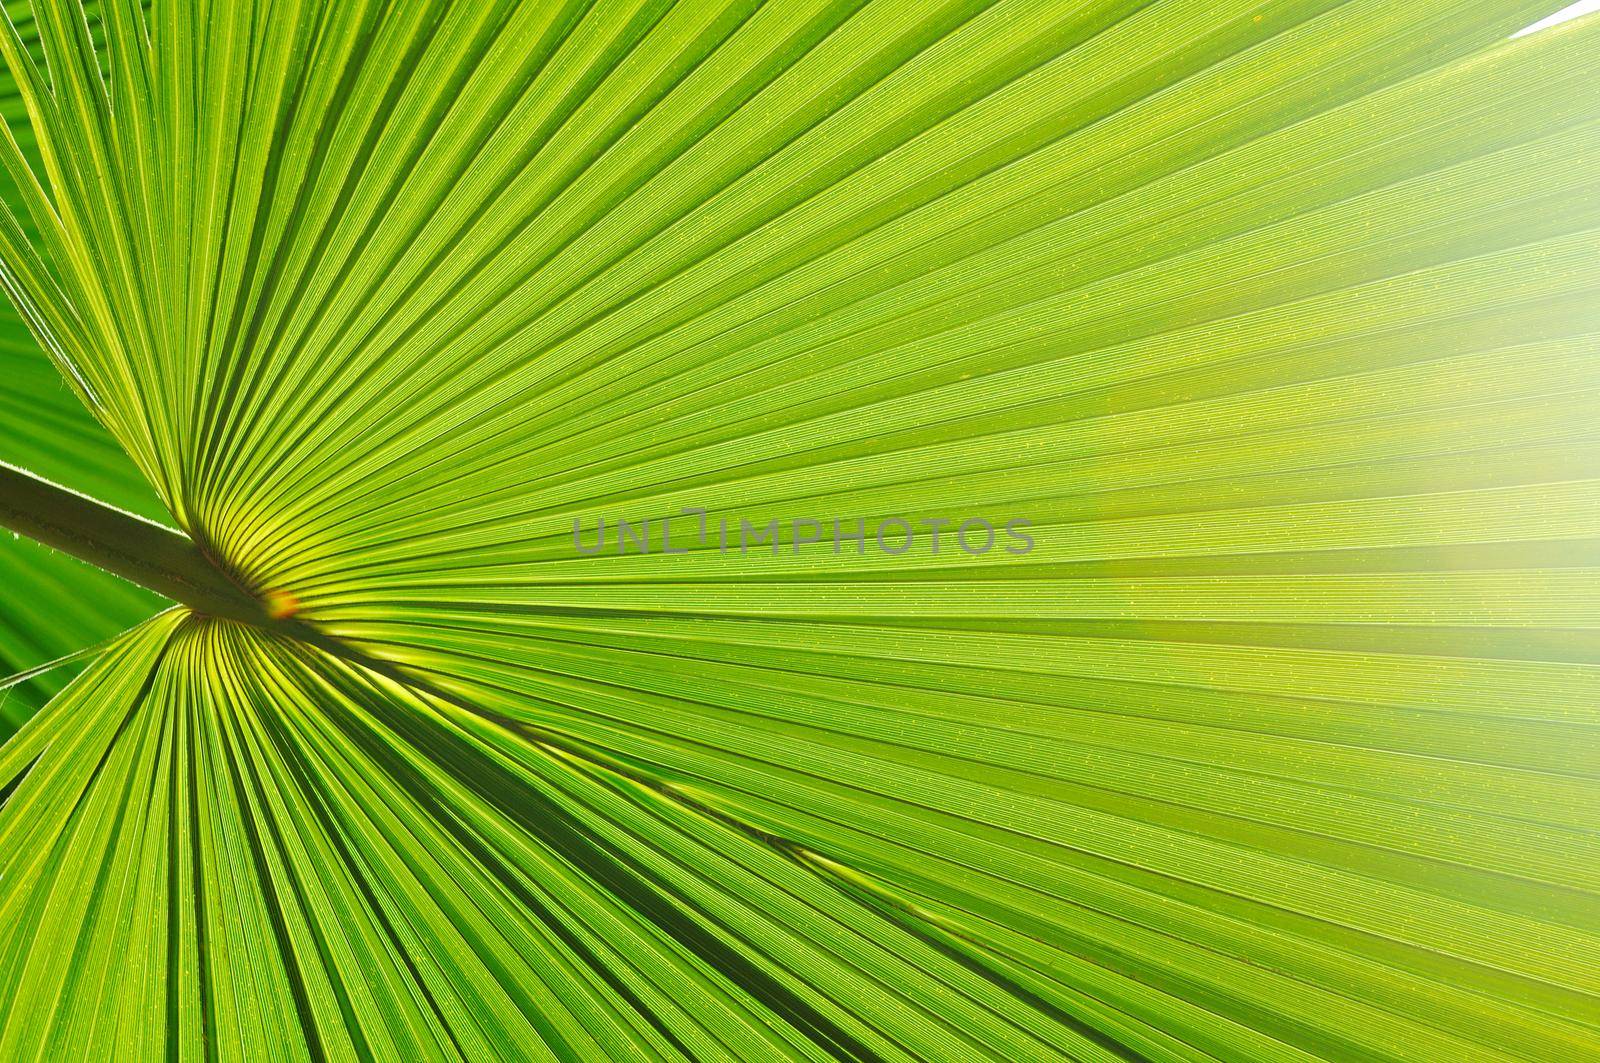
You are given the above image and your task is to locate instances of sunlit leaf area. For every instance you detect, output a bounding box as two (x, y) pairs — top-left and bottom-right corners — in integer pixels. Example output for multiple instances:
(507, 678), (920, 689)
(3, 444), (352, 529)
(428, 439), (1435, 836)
(0, 1), (1597, 1058)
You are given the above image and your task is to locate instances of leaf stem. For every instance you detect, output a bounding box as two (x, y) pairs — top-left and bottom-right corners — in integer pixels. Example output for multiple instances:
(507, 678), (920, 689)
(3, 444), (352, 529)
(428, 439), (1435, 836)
(0, 460), (272, 625)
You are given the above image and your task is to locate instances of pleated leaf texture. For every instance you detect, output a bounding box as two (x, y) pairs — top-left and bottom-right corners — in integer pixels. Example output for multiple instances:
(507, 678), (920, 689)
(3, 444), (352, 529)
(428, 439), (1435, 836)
(0, 0), (1599, 1059)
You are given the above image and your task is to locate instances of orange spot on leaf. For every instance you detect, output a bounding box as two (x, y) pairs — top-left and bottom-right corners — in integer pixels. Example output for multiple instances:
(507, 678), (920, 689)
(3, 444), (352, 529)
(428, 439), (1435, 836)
(264, 590), (299, 620)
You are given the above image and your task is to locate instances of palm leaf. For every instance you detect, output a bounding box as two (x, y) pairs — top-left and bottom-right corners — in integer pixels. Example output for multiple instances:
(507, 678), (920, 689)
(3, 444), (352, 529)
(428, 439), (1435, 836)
(0, 2), (161, 729)
(0, 0), (1598, 1058)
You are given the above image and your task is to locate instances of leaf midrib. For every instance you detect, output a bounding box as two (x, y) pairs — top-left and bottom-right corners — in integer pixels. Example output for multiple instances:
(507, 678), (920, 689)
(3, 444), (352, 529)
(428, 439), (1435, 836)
(0, 460), (276, 627)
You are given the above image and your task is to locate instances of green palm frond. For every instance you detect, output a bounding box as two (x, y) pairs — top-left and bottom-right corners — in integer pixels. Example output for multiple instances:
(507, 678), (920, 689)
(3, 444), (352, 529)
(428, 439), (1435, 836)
(0, 0), (160, 731)
(0, 0), (1598, 1058)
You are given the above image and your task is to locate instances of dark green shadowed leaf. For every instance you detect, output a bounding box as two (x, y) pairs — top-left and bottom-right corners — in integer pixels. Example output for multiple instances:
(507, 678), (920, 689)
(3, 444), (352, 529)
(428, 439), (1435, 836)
(0, 297), (164, 731)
